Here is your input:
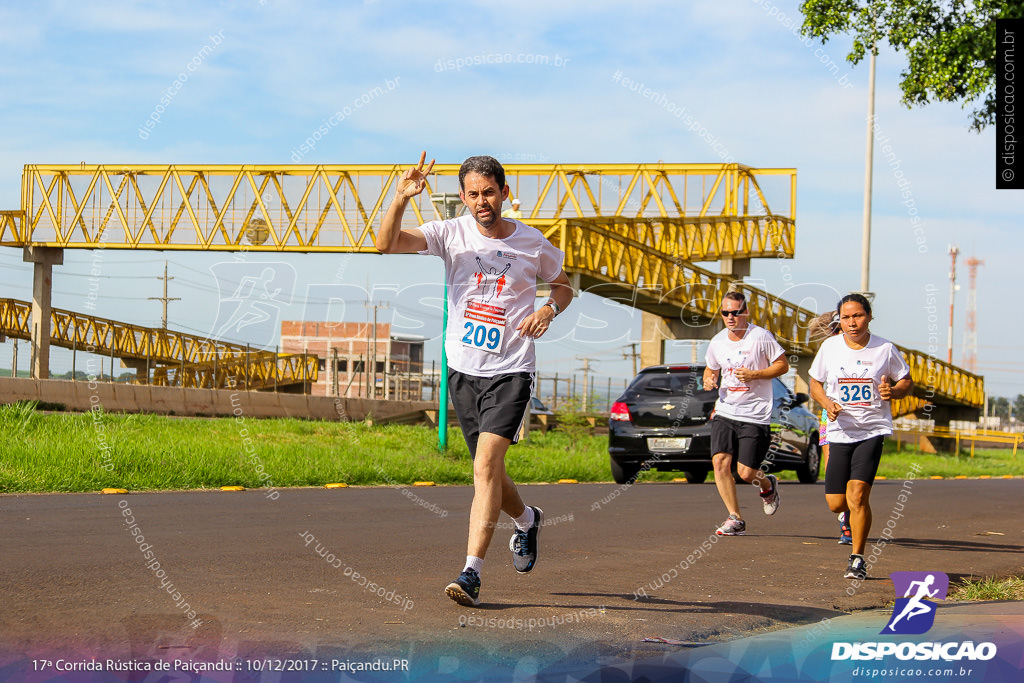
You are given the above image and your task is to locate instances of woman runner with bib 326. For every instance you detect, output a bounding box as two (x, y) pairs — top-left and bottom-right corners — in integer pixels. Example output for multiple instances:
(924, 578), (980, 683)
(808, 294), (913, 581)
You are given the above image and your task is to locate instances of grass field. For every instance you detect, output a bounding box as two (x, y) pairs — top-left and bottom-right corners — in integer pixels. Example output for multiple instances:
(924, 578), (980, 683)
(2, 402), (1022, 493)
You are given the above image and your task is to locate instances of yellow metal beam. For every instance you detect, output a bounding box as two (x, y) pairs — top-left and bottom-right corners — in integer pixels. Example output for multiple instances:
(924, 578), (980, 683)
(148, 352), (318, 390)
(0, 297), (317, 389)
(0, 210), (24, 242)
(0, 162), (983, 410)
(537, 219), (984, 409)
(6, 164), (797, 256)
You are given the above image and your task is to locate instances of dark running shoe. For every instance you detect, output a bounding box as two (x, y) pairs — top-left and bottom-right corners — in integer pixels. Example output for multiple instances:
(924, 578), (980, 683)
(844, 554), (866, 580)
(838, 512), (852, 545)
(445, 569), (481, 606)
(509, 506), (543, 573)
(760, 474), (781, 516)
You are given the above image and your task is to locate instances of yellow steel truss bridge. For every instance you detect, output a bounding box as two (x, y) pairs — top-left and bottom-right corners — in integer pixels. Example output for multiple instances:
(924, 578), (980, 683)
(0, 297), (316, 390)
(0, 162), (982, 412)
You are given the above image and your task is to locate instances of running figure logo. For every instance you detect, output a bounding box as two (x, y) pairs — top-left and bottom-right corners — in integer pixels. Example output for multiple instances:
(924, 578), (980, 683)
(882, 571), (949, 635)
(722, 351), (750, 393)
(208, 262), (295, 349)
(473, 257), (511, 302)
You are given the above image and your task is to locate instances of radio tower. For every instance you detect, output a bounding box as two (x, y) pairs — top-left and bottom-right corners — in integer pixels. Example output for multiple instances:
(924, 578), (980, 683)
(947, 245), (959, 363)
(962, 257), (984, 373)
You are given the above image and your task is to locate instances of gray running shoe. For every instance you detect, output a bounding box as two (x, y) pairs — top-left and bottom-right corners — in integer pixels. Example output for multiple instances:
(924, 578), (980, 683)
(715, 514), (746, 536)
(509, 506), (543, 573)
(760, 474), (781, 516)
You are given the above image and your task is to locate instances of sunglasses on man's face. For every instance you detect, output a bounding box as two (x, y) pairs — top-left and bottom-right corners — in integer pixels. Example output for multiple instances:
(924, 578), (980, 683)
(721, 309), (747, 318)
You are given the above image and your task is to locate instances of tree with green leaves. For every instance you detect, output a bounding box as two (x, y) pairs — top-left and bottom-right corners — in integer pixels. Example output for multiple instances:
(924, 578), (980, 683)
(988, 395), (1010, 419)
(800, 0), (1024, 131)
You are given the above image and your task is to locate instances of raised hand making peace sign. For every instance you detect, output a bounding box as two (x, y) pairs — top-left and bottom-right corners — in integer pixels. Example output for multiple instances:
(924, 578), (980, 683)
(395, 150), (435, 198)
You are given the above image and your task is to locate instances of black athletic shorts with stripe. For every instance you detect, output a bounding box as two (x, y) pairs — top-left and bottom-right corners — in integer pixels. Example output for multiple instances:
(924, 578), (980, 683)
(447, 369), (533, 458)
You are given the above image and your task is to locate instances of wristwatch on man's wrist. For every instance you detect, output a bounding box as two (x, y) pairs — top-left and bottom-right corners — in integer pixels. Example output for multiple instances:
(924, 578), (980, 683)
(544, 299), (561, 316)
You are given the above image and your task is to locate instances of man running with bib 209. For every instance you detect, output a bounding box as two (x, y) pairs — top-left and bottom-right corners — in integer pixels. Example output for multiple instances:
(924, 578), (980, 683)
(703, 291), (789, 536)
(375, 152), (573, 606)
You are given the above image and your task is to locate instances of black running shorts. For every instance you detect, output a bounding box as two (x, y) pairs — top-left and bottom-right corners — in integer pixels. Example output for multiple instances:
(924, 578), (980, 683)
(447, 369), (533, 458)
(709, 415), (771, 469)
(825, 435), (885, 494)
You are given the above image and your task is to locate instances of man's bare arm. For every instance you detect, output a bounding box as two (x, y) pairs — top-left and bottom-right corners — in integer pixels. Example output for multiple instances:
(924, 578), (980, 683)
(734, 355), (789, 383)
(375, 151), (433, 254)
(516, 271), (574, 339)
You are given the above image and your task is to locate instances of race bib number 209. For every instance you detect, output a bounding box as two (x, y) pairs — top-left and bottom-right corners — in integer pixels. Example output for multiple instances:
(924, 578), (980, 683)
(462, 300), (506, 355)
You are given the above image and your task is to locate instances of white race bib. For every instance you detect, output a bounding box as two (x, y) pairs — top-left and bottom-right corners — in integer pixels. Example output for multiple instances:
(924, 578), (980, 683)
(461, 299), (506, 355)
(837, 377), (874, 406)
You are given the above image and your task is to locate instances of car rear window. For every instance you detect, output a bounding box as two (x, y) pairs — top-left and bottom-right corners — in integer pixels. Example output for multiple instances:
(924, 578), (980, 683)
(628, 370), (702, 394)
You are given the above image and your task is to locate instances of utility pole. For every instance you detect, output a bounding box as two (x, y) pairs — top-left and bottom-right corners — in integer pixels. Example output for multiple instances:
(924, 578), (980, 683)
(861, 12), (878, 297)
(364, 300), (390, 398)
(576, 356), (593, 412)
(148, 261), (181, 328)
(622, 343), (639, 377)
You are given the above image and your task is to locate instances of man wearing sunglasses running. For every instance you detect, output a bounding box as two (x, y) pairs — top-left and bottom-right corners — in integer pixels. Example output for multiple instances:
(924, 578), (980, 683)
(703, 291), (789, 536)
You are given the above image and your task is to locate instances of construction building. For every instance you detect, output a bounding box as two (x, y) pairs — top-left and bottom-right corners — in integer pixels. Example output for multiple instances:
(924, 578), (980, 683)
(279, 321), (431, 400)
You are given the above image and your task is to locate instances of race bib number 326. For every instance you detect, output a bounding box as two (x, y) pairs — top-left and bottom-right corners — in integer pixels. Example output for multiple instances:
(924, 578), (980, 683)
(462, 300), (506, 355)
(837, 378), (874, 406)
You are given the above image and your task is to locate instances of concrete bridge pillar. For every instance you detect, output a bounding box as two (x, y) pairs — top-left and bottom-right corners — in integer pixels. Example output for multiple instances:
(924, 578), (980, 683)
(23, 247), (63, 379)
(911, 404), (980, 454)
(719, 257), (751, 279)
(640, 311), (717, 371)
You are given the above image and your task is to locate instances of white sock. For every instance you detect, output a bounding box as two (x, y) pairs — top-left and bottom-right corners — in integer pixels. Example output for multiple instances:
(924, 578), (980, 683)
(513, 506), (535, 532)
(464, 556), (483, 574)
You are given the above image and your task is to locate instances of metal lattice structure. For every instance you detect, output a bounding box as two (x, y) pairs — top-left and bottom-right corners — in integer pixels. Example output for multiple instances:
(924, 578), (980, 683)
(0, 298), (316, 389)
(0, 162), (983, 409)
(1, 163), (795, 255)
(538, 217), (814, 353)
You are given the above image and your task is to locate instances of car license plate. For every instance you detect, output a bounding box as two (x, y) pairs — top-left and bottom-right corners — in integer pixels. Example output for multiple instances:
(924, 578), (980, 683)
(648, 437), (691, 451)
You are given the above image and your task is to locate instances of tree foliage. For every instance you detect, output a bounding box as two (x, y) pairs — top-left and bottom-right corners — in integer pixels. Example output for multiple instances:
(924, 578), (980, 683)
(800, 0), (1024, 131)
(987, 394), (1024, 421)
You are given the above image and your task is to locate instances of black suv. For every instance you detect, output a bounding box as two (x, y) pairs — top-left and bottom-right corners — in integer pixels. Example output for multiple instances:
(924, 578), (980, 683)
(608, 364), (821, 485)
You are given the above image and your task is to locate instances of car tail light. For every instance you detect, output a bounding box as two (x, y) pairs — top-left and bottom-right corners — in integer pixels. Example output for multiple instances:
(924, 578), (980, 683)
(610, 401), (632, 421)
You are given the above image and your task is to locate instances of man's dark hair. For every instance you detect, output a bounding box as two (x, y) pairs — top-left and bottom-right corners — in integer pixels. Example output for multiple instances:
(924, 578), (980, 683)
(459, 156), (506, 190)
(723, 291), (747, 310)
(837, 293), (872, 317)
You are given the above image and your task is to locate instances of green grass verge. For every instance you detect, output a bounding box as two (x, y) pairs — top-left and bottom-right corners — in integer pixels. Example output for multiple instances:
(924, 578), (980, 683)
(949, 575), (1024, 602)
(0, 402), (610, 493)
(2, 402), (1022, 493)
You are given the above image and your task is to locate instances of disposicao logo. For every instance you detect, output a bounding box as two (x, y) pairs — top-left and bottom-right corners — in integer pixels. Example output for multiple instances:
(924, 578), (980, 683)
(883, 571), (949, 635)
(831, 571), (997, 662)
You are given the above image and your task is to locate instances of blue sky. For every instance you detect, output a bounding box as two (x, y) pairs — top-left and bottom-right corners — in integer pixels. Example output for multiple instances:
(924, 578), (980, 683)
(0, 0), (1019, 399)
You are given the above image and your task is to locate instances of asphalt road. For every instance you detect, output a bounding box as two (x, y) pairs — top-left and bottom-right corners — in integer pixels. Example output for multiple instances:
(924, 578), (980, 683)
(2, 478), (1022, 677)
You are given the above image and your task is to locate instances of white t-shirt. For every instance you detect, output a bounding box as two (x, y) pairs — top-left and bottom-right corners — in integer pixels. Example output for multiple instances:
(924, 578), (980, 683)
(704, 324), (786, 425)
(419, 216), (565, 377)
(809, 333), (911, 443)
